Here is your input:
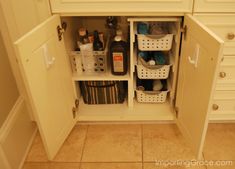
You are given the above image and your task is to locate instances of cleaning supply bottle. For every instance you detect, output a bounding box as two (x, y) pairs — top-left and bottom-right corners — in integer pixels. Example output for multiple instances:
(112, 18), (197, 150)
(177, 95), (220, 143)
(93, 30), (103, 51)
(110, 35), (128, 75)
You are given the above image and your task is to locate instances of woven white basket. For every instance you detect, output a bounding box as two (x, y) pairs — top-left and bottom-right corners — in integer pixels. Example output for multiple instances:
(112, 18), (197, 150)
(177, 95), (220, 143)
(137, 34), (173, 51)
(137, 64), (170, 79)
(136, 90), (169, 103)
(137, 57), (171, 79)
(71, 50), (106, 73)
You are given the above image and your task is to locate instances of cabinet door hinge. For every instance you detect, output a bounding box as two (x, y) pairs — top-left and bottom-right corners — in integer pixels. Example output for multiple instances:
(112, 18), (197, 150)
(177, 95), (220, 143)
(72, 107), (77, 119)
(72, 99), (79, 119)
(75, 99), (79, 109)
(175, 106), (179, 119)
(57, 22), (67, 41)
(180, 25), (187, 41)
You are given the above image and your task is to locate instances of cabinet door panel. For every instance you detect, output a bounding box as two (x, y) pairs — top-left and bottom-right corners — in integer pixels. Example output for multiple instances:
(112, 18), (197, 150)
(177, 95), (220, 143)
(194, 0), (235, 13)
(175, 14), (223, 159)
(14, 15), (76, 160)
(50, 0), (193, 14)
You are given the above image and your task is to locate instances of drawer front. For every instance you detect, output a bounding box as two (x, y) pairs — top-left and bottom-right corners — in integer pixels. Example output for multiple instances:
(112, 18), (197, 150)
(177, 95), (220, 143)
(216, 82), (235, 90)
(216, 56), (235, 90)
(224, 44), (235, 55)
(214, 90), (235, 100)
(212, 91), (235, 114)
(194, 15), (235, 55)
(194, 0), (235, 13)
(50, 0), (193, 14)
(217, 56), (235, 82)
(208, 27), (235, 44)
(217, 66), (235, 82)
(212, 100), (235, 112)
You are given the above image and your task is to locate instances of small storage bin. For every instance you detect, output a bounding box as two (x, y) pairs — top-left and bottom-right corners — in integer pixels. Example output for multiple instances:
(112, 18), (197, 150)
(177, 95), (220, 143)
(136, 80), (169, 103)
(136, 89), (169, 103)
(71, 39), (109, 73)
(80, 81), (126, 104)
(71, 50), (107, 73)
(137, 56), (171, 79)
(137, 34), (173, 51)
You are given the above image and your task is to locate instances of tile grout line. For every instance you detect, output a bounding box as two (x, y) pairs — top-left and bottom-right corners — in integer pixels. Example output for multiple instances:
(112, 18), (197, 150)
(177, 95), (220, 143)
(24, 161), (153, 164)
(141, 124), (144, 169)
(78, 125), (90, 169)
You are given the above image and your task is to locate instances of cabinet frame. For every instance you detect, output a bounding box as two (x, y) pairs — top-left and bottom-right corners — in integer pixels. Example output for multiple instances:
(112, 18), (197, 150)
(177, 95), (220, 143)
(13, 11), (225, 160)
(49, 0), (193, 15)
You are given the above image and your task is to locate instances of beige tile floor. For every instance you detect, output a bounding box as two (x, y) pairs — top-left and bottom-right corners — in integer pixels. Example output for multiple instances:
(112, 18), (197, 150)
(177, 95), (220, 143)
(23, 124), (235, 169)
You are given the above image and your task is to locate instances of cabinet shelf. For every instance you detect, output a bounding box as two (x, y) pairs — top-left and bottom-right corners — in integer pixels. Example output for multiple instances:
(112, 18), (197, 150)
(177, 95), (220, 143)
(77, 99), (174, 121)
(72, 71), (131, 81)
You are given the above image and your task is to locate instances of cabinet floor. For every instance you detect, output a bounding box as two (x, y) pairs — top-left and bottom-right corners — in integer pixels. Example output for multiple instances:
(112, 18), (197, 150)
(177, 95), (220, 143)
(23, 124), (235, 169)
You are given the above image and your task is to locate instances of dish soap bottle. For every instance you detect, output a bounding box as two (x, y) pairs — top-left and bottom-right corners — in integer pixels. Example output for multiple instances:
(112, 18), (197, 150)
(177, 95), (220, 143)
(110, 35), (128, 75)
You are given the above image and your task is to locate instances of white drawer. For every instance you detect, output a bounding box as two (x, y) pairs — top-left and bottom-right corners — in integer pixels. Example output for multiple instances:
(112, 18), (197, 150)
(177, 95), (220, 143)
(224, 44), (235, 55)
(217, 56), (235, 82)
(212, 100), (235, 113)
(212, 91), (235, 114)
(216, 82), (235, 91)
(217, 65), (235, 81)
(50, 0), (193, 14)
(194, 0), (235, 13)
(214, 90), (235, 100)
(194, 14), (235, 55)
(216, 56), (235, 90)
(208, 27), (235, 44)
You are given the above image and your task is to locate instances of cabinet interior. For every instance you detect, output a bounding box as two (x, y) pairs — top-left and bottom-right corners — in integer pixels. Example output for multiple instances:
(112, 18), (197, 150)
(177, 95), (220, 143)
(61, 16), (182, 122)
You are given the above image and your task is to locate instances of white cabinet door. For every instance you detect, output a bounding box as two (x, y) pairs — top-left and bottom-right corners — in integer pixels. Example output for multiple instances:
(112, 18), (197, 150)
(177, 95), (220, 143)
(50, 0), (193, 14)
(194, 0), (235, 13)
(14, 15), (77, 160)
(175, 14), (223, 159)
(0, 0), (51, 41)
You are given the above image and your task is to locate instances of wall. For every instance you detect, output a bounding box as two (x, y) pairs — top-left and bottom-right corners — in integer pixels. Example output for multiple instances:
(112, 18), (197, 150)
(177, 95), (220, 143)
(0, 31), (19, 128)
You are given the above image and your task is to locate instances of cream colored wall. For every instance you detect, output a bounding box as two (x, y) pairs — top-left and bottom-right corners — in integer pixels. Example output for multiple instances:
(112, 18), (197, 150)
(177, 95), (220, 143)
(0, 31), (19, 128)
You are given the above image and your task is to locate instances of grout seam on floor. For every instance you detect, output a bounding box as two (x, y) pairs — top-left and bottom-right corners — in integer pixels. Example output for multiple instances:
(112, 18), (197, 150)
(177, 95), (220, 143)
(79, 125), (89, 169)
(24, 161), (149, 164)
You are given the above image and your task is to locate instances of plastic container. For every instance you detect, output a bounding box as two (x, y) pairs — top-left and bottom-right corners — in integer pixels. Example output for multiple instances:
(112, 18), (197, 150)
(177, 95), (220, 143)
(137, 56), (171, 79)
(110, 36), (128, 75)
(137, 34), (173, 51)
(136, 89), (169, 103)
(71, 38), (109, 73)
(136, 80), (169, 103)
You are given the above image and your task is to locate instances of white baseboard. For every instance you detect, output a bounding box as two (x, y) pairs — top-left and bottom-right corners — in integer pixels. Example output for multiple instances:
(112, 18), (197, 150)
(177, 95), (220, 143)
(0, 96), (37, 169)
(0, 96), (24, 140)
(18, 128), (37, 169)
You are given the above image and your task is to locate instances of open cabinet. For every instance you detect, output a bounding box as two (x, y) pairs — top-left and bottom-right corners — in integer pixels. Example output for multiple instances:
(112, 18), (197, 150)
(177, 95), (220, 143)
(14, 14), (223, 160)
(193, 14), (235, 121)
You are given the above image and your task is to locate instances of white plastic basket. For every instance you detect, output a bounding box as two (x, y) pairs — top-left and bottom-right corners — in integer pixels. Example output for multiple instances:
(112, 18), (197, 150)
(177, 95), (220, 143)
(136, 89), (169, 103)
(71, 50), (107, 73)
(137, 57), (171, 79)
(137, 34), (173, 51)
